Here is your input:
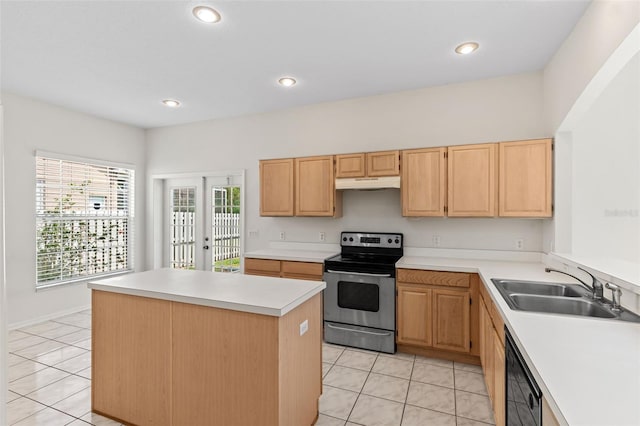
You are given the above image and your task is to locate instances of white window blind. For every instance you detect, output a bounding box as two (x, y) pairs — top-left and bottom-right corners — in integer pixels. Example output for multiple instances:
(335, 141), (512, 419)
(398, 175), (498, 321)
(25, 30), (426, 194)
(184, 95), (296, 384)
(35, 155), (135, 287)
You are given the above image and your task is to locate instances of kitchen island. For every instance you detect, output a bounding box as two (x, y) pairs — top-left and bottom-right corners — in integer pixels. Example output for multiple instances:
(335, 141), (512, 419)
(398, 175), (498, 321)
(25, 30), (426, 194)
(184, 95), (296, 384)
(87, 268), (325, 426)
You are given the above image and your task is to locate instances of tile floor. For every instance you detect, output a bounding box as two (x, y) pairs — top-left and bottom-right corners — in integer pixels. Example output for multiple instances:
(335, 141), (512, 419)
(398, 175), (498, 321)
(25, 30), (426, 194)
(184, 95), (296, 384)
(6, 311), (494, 426)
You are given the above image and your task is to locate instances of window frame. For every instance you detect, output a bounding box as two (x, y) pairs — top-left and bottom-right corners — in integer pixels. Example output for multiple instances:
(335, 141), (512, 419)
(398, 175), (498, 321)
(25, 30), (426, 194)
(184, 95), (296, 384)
(35, 151), (136, 289)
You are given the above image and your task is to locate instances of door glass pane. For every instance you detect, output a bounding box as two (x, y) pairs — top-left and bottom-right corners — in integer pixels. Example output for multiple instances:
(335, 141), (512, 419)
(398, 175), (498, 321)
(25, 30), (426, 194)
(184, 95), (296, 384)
(170, 187), (196, 269)
(211, 186), (240, 272)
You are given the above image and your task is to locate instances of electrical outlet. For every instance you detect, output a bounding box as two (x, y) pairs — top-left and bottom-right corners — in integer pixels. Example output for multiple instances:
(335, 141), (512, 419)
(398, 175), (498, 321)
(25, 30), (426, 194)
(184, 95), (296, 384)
(515, 238), (524, 250)
(248, 229), (259, 239)
(299, 319), (309, 336)
(279, 231), (286, 241)
(433, 235), (441, 247)
(319, 232), (325, 242)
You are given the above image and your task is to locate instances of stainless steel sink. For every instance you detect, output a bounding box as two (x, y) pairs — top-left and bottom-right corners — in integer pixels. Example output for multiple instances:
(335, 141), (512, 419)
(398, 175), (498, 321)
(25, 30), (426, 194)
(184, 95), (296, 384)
(492, 279), (586, 297)
(509, 294), (616, 318)
(490, 278), (640, 323)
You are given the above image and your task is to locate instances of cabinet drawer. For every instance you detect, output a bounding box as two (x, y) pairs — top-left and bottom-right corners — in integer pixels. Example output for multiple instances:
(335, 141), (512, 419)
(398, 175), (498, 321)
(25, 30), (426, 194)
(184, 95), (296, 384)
(245, 258), (281, 273)
(281, 261), (323, 279)
(397, 269), (470, 288)
(490, 304), (505, 346)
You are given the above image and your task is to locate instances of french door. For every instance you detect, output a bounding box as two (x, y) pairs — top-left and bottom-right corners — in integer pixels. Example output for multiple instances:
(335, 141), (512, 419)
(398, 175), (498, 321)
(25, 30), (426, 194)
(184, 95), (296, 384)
(164, 173), (243, 272)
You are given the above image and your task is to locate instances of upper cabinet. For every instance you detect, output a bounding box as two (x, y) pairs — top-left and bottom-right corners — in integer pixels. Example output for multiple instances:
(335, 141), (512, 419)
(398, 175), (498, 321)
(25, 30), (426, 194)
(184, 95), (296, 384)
(336, 150), (400, 178)
(401, 148), (447, 217)
(448, 143), (497, 217)
(295, 155), (342, 217)
(499, 138), (552, 217)
(260, 158), (294, 216)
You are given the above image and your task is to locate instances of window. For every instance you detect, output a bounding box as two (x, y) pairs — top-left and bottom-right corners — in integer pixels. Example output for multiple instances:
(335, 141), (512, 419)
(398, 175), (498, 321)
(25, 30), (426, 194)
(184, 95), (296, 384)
(35, 154), (135, 287)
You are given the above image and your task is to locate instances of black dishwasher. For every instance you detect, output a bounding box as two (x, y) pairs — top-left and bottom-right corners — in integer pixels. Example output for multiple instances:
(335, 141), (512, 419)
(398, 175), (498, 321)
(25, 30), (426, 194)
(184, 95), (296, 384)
(505, 327), (542, 426)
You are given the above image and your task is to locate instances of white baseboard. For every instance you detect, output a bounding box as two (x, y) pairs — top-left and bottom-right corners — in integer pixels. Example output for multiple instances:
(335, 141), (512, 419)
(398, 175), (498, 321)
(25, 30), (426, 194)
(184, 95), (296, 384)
(8, 304), (91, 331)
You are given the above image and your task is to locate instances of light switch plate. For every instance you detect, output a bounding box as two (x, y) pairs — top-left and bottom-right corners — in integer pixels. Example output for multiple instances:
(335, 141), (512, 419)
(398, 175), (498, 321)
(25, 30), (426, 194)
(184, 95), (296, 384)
(299, 319), (308, 336)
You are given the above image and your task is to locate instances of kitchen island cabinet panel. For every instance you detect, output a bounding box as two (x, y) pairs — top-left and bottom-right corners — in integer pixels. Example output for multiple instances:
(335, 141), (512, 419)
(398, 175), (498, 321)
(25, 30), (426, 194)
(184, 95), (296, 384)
(92, 291), (171, 426)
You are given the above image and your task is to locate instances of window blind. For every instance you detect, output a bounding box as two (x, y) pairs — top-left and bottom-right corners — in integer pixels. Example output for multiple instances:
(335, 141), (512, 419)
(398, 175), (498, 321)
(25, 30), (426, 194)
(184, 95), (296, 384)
(35, 155), (135, 287)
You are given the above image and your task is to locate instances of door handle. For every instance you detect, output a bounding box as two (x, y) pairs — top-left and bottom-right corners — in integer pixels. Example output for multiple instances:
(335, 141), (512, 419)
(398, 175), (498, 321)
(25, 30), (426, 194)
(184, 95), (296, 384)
(203, 245), (210, 250)
(326, 323), (392, 336)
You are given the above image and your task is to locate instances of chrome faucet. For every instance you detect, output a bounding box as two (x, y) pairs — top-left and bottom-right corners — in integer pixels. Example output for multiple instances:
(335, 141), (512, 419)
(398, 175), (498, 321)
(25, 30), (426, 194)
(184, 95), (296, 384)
(544, 267), (604, 301)
(605, 282), (623, 312)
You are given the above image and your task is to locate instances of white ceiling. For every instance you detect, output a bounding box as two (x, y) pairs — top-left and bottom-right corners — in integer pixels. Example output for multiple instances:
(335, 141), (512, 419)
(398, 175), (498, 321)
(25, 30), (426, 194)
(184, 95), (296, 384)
(1, 1), (590, 129)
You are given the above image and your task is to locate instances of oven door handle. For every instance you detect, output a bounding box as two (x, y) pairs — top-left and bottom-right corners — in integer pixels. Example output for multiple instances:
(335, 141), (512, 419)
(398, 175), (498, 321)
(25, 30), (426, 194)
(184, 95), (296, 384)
(326, 270), (392, 278)
(326, 323), (393, 337)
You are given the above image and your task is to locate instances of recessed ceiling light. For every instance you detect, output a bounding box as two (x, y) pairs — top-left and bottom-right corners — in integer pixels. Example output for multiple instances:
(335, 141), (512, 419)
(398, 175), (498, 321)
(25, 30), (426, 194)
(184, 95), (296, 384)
(278, 77), (297, 87)
(192, 5), (221, 23)
(455, 42), (479, 55)
(162, 99), (181, 108)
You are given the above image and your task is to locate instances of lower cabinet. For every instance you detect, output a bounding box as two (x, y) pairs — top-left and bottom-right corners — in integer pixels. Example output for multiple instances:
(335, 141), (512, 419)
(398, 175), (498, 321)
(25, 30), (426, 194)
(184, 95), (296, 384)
(480, 284), (506, 426)
(396, 269), (477, 360)
(245, 258), (323, 281)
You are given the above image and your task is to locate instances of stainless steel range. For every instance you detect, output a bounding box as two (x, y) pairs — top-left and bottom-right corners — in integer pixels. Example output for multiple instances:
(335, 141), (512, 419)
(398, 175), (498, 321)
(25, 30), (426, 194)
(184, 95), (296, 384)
(323, 232), (403, 353)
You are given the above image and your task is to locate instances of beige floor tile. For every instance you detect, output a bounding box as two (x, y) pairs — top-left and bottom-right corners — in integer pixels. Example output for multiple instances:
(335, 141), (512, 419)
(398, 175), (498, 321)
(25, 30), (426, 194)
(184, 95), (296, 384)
(54, 328), (92, 345)
(26, 374), (91, 406)
(414, 355), (453, 368)
(18, 321), (66, 335)
(54, 350), (92, 374)
(348, 394), (404, 426)
(6, 397), (47, 425)
(8, 354), (28, 367)
(51, 386), (92, 417)
(454, 370), (488, 395)
(12, 407), (76, 426)
(67, 421), (91, 426)
(406, 381), (455, 415)
(80, 309), (92, 315)
(456, 417), (495, 426)
(8, 330), (32, 343)
(455, 390), (495, 424)
(8, 359), (48, 382)
(319, 385), (359, 420)
(81, 412), (123, 425)
(77, 366), (92, 379)
(315, 414), (347, 426)
(361, 373), (409, 403)
(32, 324), (84, 340)
(52, 313), (92, 329)
(372, 356), (413, 379)
(323, 365), (369, 392)
(9, 367), (70, 395)
(33, 345), (87, 367)
(454, 361), (483, 374)
(401, 404), (456, 426)
(7, 336), (49, 353)
(74, 338), (92, 350)
(411, 362), (454, 388)
(323, 362), (333, 378)
(13, 340), (67, 359)
(335, 349), (377, 371)
(378, 351), (415, 362)
(323, 344), (345, 363)
(7, 390), (21, 403)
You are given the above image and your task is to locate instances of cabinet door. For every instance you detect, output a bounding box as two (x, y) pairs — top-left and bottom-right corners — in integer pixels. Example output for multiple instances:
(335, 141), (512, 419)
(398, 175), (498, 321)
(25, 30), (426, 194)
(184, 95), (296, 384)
(401, 148), (447, 216)
(499, 138), (552, 217)
(367, 150), (400, 176)
(483, 302), (495, 401)
(448, 143), (497, 217)
(493, 329), (506, 426)
(336, 153), (366, 178)
(432, 288), (470, 353)
(397, 284), (432, 347)
(260, 159), (294, 216)
(295, 155), (340, 217)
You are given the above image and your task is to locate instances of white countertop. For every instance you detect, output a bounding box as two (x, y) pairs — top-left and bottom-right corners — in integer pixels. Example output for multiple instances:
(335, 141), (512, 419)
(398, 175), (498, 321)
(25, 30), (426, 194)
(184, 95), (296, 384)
(88, 268), (326, 317)
(244, 248), (337, 263)
(397, 256), (640, 426)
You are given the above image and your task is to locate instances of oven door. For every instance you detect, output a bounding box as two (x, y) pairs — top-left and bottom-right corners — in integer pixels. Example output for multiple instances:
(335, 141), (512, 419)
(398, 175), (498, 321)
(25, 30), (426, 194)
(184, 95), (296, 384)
(323, 270), (395, 331)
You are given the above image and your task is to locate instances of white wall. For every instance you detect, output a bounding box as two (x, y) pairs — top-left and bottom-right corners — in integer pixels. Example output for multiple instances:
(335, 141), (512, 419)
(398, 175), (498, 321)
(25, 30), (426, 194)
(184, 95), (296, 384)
(2, 92), (146, 326)
(146, 71), (548, 268)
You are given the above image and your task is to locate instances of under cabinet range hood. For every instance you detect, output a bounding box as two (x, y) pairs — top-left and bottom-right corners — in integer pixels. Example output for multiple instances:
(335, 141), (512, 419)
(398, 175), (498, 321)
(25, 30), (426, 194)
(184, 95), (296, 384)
(335, 176), (401, 190)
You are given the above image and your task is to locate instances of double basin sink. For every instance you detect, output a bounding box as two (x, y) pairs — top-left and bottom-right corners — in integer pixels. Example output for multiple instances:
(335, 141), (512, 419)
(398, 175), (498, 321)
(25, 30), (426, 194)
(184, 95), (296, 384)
(491, 279), (640, 323)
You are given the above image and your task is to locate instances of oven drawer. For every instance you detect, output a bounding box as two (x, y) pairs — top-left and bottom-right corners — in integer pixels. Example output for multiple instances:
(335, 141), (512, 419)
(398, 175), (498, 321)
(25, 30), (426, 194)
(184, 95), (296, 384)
(397, 269), (470, 288)
(324, 322), (395, 354)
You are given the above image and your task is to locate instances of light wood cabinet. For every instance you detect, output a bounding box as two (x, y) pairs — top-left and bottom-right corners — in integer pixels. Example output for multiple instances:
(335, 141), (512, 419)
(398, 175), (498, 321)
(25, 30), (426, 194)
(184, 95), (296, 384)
(493, 329), (506, 426)
(260, 159), (294, 216)
(245, 258), (324, 281)
(542, 397), (561, 426)
(401, 148), (447, 217)
(448, 143), (497, 217)
(480, 298), (495, 402)
(335, 153), (366, 178)
(396, 284), (432, 347)
(499, 138), (552, 217)
(396, 269), (477, 360)
(367, 150), (400, 176)
(295, 155), (342, 217)
(432, 288), (470, 353)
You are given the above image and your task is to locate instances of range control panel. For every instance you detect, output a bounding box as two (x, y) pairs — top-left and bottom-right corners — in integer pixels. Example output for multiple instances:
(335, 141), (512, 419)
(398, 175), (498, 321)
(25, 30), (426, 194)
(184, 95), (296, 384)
(340, 232), (403, 249)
